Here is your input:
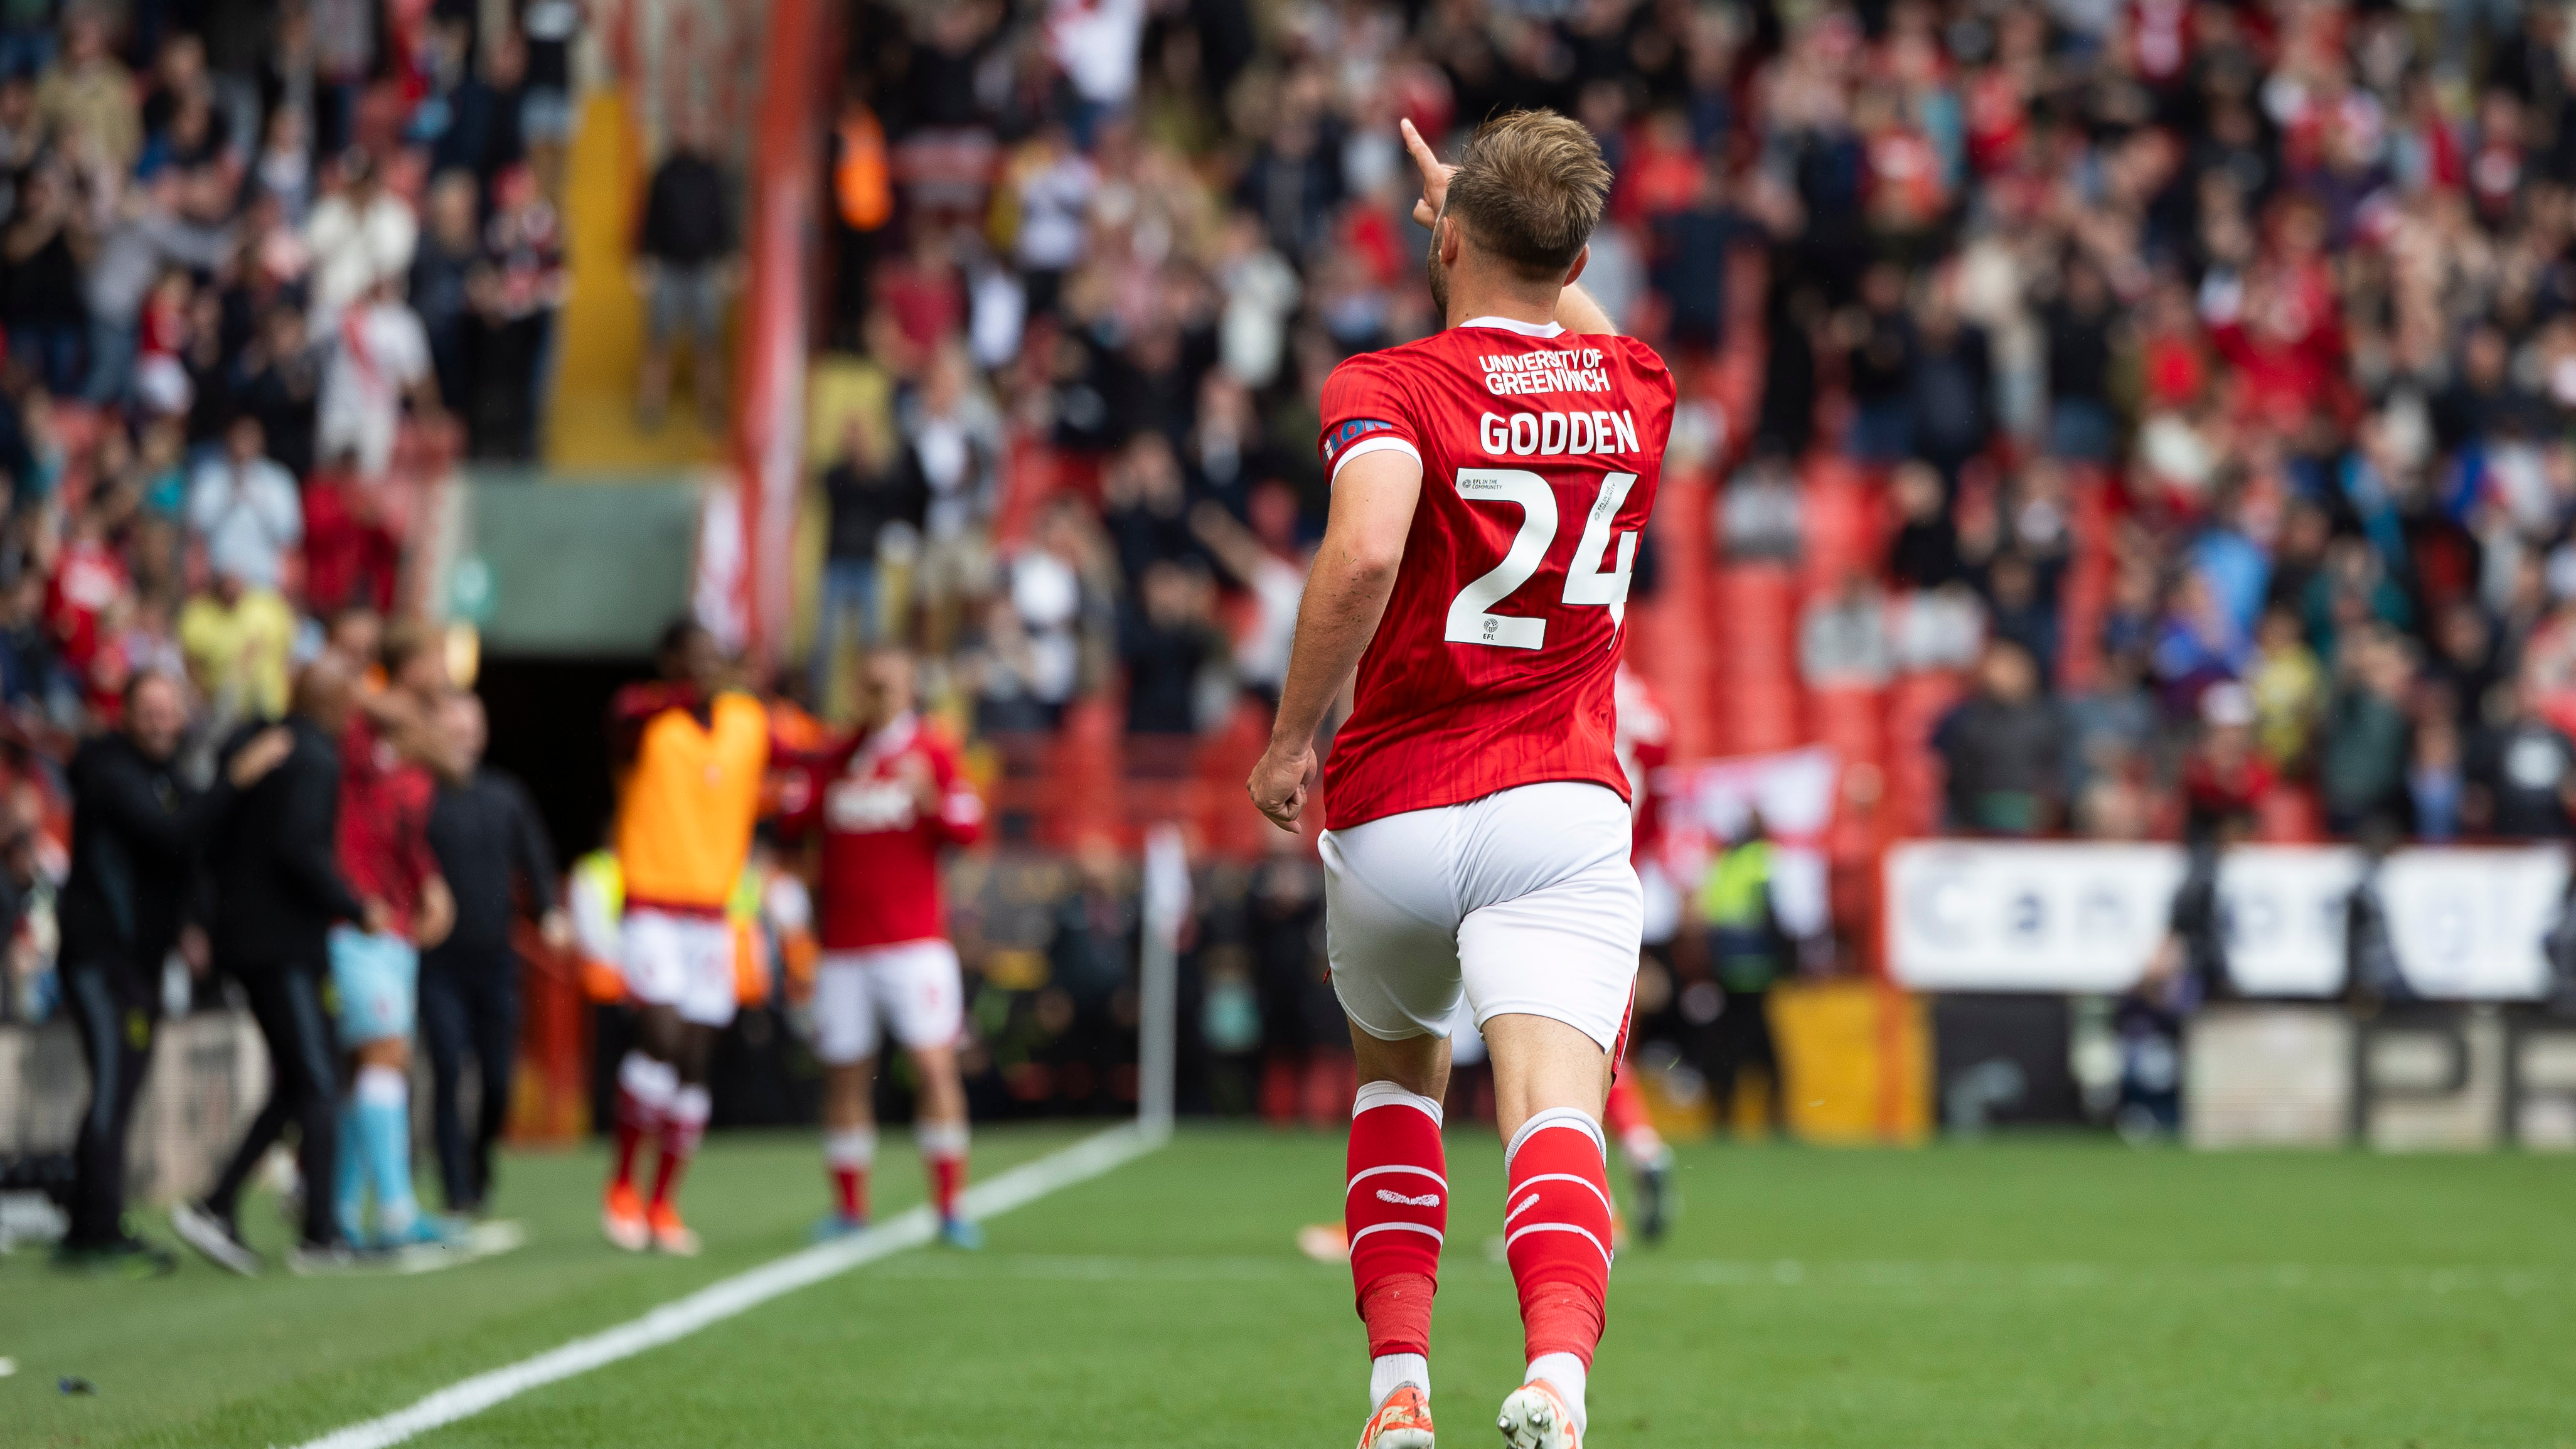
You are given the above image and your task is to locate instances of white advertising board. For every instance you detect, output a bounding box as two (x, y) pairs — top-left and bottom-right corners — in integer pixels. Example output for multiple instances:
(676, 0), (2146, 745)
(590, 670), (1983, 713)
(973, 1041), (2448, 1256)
(1885, 841), (2565, 1000)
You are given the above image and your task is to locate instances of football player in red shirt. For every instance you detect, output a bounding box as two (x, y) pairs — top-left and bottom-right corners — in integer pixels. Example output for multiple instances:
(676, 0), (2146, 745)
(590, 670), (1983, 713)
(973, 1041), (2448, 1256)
(1247, 112), (1674, 1449)
(779, 647), (986, 1246)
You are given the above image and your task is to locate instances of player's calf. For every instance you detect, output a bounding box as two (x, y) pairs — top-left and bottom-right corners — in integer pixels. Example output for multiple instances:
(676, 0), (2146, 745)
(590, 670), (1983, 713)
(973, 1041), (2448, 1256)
(1502, 1107), (1612, 1440)
(1347, 1080), (1446, 1419)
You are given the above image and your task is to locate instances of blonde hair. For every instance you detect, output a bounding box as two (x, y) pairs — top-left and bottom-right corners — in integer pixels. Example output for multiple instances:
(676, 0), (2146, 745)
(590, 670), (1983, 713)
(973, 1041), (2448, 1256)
(1443, 110), (1614, 279)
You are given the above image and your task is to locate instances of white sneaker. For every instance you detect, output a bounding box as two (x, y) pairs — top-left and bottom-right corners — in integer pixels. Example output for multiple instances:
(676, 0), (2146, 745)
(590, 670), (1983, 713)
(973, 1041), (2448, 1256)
(1496, 1379), (1582, 1449)
(171, 1200), (259, 1276)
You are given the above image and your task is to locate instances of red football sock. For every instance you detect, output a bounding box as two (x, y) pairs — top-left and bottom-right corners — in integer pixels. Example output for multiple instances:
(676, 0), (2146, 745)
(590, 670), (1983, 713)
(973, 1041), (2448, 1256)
(1345, 1082), (1447, 1360)
(825, 1126), (875, 1220)
(651, 1084), (710, 1210)
(611, 1052), (673, 1192)
(1504, 1108), (1613, 1368)
(612, 1118), (649, 1192)
(920, 1121), (970, 1219)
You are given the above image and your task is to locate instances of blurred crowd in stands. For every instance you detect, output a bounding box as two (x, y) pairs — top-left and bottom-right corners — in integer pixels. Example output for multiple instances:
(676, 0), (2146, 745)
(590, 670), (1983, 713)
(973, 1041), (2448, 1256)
(0, 0), (570, 1023)
(814, 0), (2576, 866)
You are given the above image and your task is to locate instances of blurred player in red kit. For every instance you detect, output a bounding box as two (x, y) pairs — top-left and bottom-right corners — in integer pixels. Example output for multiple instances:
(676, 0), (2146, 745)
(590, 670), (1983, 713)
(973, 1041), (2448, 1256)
(779, 647), (986, 1246)
(1603, 665), (1677, 1242)
(1247, 112), (1674, 1449)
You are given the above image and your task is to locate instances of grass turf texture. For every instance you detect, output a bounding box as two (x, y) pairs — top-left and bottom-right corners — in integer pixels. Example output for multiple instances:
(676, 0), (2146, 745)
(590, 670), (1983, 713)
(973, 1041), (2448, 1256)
(7, 1130), (2573, 1448)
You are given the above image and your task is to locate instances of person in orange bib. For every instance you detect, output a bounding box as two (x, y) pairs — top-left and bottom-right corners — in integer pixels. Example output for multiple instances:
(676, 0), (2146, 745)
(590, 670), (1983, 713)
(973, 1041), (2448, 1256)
(599, 619), (771, 1256)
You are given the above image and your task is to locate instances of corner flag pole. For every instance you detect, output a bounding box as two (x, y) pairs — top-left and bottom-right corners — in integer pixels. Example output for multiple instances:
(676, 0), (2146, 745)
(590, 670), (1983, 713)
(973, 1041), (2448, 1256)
(1138, 823), (1189, 1142)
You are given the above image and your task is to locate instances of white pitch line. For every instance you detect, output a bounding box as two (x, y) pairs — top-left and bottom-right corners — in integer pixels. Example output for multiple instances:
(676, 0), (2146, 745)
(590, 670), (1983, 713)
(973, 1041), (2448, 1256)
(283, 1123), (1165, 1449)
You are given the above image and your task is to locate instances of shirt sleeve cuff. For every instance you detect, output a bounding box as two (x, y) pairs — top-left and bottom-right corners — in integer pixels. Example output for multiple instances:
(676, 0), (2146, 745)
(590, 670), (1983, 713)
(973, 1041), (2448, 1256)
(1328, 435), (1421, 483)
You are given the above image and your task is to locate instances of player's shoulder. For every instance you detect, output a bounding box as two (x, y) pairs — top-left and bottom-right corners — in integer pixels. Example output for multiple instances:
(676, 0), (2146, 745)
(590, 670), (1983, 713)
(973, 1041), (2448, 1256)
(1602, 331), (1674, 378)
(1591, 332), (1676, 396)
(913, 717), (969, 762)
(1320, 338), (1437, 405)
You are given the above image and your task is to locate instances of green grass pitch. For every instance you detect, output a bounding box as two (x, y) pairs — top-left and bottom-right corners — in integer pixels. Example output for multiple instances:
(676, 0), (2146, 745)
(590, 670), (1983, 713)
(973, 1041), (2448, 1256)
(8, 1127), (2575, 1447)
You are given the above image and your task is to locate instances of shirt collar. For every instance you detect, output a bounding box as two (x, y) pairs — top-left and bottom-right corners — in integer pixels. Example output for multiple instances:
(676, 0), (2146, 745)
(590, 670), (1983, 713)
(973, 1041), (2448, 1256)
(856, 711), (919, 768)
(1458, 315), (1566, 338)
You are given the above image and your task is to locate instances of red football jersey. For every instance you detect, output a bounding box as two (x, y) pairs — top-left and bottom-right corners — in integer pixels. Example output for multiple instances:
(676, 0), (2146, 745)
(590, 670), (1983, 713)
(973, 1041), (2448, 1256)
(338, 710), (441, 936)
(782, 714), (985, 950)
(1315, 316), (1675, 829)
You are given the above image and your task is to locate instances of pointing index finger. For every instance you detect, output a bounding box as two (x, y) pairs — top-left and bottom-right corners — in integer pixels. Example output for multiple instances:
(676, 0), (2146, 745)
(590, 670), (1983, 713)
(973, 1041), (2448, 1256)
(1401, 117), (1441, 174)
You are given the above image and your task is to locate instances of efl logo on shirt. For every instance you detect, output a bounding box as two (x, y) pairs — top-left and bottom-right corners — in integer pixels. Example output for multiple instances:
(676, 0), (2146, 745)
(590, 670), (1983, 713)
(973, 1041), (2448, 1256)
(1323, 418), (1396, 461)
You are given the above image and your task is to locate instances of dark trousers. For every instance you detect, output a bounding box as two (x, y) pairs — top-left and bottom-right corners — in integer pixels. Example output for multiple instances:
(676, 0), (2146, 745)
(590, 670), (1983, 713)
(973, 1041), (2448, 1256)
(206, 965), (341, 1246)
(419, 946), (520, 1212)
(1704, 983), (1784, 1130)
(61, 959), (157, 1246)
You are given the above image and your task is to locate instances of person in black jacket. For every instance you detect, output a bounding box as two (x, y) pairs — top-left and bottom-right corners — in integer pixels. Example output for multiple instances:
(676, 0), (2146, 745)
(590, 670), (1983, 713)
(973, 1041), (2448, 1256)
(55, 673), (290, 1273)
(174, 653), (385, 1274)
(420, 692), (568, 1214)
(635, 115), (735, 427)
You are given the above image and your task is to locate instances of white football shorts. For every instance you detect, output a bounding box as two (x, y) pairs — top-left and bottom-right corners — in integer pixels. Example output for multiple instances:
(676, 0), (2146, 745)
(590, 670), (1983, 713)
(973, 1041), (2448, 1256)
(623, 908), (739, 1028)
(1320, 779), (1642, 1054)
(813, 939), (966, 1064)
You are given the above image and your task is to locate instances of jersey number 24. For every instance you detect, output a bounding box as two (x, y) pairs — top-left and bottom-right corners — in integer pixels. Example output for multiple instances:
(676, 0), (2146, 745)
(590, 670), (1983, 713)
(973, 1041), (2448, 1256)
(1445, 468), (1638, 650)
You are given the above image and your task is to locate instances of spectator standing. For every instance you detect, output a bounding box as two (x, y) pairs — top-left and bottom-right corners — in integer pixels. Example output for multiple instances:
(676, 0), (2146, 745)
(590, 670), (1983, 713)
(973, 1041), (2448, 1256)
(1001, 121), (1094, 318)
(1119, 559), (1222, 742)
(177, 569), (296, 724)
(431, 28), (527, 190)
(318, 275), (439, 479)
(410, 171), (482, 427)
(2247, 607), (2324, 774)
(1841, 263), (1916, 463)
(304, 148), (417, 332)
(83, 169), (232, 407)
(2180, 683), (2273, 835)
(1, 161), (93, 397)
(2469, 682), (2576, 838)
(1244, 828), (1339, 1126)
(635, 119), (734, 429)
(1044, 0), (1145, 146)
(1190, 493), (1303, 710)
(1934, 639), (2066, 835)
(36, 8), (137, 175)
(904, 344), (1003, 655)
(2126, 810), (2250, 1138)
(421, 691), (566, 1214)
(186, 414), (302, 593)
(466, 164), (564, 461)
(238, 306), (324, 479)
(55, 677), (289, 1271)
(175, 653), (380, 1273)
(1695, 812), (1795, 1136)
(811, 411), (926, 704)
(2321, 631), (2415, 836)
(2042, 255), (2120, 463)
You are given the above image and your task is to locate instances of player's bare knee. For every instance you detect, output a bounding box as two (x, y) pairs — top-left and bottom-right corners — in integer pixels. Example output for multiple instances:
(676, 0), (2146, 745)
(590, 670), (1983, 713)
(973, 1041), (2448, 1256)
(820, 1059), (875, 1125)
(673, 1024), (715, 1084)
(1350, 1021), (1450, 1101)
(1483, 1012), (1612, 1138)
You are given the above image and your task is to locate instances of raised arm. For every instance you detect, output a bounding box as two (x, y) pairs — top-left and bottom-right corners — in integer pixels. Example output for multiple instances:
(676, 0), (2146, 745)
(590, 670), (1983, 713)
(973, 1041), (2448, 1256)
(1554, 280), (1618, 337)
(1245, 447), (1422, 831)
(1401, 117), (1618, 337)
